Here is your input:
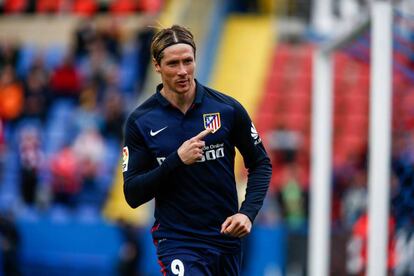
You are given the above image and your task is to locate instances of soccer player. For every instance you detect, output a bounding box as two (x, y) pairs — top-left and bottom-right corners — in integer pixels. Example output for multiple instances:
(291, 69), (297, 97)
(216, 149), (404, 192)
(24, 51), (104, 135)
(122, 24), (272, 275)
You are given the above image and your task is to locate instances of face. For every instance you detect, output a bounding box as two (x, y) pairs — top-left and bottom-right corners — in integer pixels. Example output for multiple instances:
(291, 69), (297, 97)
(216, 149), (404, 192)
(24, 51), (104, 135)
(154, 43), (196, 95)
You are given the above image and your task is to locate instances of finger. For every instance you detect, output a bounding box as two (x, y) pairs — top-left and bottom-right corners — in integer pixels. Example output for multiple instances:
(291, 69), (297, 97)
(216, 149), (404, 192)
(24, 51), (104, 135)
(238, 231), (249, 238)
(224, 220), (239, 235)
(194, 128), (213, 140)
(191, 140), (205, 149)
(221, 217), (232, 234)
(233, 226), (248, 238)
(230, 228), (243, 238)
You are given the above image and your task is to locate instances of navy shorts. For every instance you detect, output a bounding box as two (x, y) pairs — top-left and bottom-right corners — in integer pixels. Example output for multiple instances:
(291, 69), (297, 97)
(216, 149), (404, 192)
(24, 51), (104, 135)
(155, 239), (242, 276)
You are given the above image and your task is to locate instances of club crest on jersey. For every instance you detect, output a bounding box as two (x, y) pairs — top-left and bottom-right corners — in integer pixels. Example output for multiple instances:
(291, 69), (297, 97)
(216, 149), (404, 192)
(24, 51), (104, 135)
(203, 113), (221, 133)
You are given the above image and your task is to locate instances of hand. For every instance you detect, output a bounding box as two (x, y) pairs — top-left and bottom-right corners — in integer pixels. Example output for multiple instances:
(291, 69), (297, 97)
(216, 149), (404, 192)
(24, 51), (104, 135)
(220, 213), (252, 238)
(177, 128), (213, 165)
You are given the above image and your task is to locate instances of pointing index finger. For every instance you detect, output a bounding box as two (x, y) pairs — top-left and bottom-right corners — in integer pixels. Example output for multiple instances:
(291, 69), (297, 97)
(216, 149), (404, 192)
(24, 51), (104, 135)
(194, 128), (213, 140)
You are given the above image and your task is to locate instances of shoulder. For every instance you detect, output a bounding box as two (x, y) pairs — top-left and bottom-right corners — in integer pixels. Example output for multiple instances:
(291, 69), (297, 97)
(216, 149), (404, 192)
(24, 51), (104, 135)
(202, 85), (245, 111)
(126, 94), (159, 126)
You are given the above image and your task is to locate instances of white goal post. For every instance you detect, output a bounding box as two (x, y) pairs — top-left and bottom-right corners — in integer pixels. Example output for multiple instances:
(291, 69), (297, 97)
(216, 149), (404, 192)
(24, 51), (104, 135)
(308, 1), (393, 276)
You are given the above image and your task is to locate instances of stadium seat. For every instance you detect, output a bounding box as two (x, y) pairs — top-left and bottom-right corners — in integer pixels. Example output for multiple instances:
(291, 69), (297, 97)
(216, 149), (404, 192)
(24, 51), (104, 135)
(243, 226), (286, 276)
(119, 45), (139, 93)
(17, 217), (122, 275)
(16, 44), (37, 78)
(44, 45), (66, 71)
(138, 0), (162, 13)
(109, 0), (137, 15)
(36, 0), (62, 13)
(3, 0), (27, 13)
(72, 0), (98, 16)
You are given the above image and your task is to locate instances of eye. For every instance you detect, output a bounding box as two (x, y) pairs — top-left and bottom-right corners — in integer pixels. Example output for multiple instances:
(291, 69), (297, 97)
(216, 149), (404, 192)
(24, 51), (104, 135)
(167, 61), (178, 67)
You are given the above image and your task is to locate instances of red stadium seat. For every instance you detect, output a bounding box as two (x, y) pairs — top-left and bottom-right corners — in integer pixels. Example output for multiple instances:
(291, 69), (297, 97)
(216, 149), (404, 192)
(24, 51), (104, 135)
(72, 0), (98, 16)
(110, 0), (137, 15)
(36, 0), (62, 13)
(3, 0), (27, 13)
(138, 0), (163, 13)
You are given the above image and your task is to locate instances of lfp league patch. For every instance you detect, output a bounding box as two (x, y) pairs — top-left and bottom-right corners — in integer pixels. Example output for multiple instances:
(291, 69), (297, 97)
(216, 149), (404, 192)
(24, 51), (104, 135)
(203, 113), (221, 133)
(122, 146), (129, 172)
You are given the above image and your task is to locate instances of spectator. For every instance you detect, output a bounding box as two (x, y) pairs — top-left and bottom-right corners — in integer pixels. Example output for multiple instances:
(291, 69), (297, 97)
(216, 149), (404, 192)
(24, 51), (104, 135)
(72, 83), (102, 134)
(135, 21), (155, 92)
(341, 168), (367, 228)
(276, 164), (306, 230)
(346, 213), (397, 275)
(117, 220), (142, 276)
(27, 54), (49, 87)
(22, 64), (51, 122)
(0, 39), (20, 69)
(50, 147), (81, 207)
(18, 125), (44, 205)
(79, 38), (118, 99)
(0, 65), (24, 122)
(101, 89), (125, 143)
(50, 53), (81, 101)
(99, 18), (122, 61)
(0, 211), (21, 276)
(74, 19), (98, 59)
(72, 128), (105, 207)
(267, 124), (302, 164)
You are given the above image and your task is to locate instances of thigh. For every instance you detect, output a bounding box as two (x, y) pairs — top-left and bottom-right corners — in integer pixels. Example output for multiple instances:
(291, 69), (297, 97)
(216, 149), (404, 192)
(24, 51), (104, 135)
(157, 246), (213, 276)
(218, 251), (242, 276)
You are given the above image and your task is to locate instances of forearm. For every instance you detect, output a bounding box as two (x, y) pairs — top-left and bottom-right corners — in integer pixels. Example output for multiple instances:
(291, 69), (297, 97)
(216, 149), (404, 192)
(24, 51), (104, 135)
(239, 156), (272, 222)
(123, 151), (183, 208)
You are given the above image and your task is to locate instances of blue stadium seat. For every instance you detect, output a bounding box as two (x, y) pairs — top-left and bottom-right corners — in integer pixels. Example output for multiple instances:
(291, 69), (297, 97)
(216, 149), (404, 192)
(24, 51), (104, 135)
(44, 45), (67, 71)
(18, 216), (122, 275)
(119, 45), (139, 93)
(44, 100), (77, 155)
(16, 44), (38, 78)
(0, 136), (21, 210)
(139, 225), (162, 275)
(242, 225), (286, 276)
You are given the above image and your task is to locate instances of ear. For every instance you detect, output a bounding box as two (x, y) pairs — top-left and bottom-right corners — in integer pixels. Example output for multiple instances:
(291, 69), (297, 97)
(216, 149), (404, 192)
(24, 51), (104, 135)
(152, 58), (161, 73)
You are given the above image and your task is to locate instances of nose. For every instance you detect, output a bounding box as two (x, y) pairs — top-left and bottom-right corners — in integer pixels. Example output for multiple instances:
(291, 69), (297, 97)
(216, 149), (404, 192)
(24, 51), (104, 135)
(177, 63), (187, 76)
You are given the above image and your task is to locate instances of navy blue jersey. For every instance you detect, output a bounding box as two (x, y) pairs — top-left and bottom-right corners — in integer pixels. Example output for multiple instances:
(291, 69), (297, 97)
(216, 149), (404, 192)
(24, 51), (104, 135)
(122, 80), (272, 252)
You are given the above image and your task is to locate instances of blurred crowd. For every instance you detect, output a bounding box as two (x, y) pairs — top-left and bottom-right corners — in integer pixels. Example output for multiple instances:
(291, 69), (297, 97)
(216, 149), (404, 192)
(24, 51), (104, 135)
(0, 9), (159, 273)
(257, 2), (414, 273)
(0, 14), (155, 214)
(0, 0), (413, 275)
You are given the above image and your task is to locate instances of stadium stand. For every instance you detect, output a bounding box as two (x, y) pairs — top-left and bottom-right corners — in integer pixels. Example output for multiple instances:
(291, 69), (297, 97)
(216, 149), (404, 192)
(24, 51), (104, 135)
(210, 14), (274, 184)
(0, 0), (413, 275)
(0, 1), (165, 272)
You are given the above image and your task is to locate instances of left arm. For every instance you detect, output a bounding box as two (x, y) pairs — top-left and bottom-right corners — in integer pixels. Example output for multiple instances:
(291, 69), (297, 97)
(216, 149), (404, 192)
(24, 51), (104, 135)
(221, 101), (272, 237)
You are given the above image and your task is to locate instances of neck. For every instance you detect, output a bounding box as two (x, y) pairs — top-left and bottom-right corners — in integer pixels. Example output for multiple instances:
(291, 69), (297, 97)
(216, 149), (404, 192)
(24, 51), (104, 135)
(161, 80), (196, 113)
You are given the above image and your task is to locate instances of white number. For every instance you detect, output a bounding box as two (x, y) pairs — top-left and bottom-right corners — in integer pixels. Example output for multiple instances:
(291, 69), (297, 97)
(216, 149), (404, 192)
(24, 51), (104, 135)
(196, 148), (225, 163)
(205, 149), (216, 160)
(171, 259), (184, 276)
(216, 147), (224, 158)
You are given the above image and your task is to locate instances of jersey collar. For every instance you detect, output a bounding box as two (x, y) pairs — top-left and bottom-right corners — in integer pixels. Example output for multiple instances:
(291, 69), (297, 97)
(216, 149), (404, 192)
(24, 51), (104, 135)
(155, 79), (205, 107)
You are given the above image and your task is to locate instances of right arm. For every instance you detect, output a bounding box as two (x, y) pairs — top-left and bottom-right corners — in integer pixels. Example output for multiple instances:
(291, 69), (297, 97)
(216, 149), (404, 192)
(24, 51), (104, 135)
(122, 117), (212, 208)
(122, 117), (183, 208)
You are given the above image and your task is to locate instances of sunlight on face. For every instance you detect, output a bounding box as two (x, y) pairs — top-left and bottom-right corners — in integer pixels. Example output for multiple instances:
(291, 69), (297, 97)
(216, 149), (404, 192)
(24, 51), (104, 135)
(155, 43), (196, 95)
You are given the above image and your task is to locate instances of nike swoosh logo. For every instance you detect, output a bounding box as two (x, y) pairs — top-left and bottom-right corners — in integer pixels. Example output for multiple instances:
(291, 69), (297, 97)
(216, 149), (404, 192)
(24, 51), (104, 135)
(150, 126), (168, 136)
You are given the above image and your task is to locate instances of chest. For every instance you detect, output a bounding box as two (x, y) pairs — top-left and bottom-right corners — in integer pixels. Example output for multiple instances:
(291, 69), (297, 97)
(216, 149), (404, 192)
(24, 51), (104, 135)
(140, 106), (234, 157)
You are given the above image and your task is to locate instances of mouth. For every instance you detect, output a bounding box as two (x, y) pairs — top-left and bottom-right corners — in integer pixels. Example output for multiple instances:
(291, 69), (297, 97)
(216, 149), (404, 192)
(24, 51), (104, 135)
(176, 79), (189, 86)
(177, 79), (188, 84)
